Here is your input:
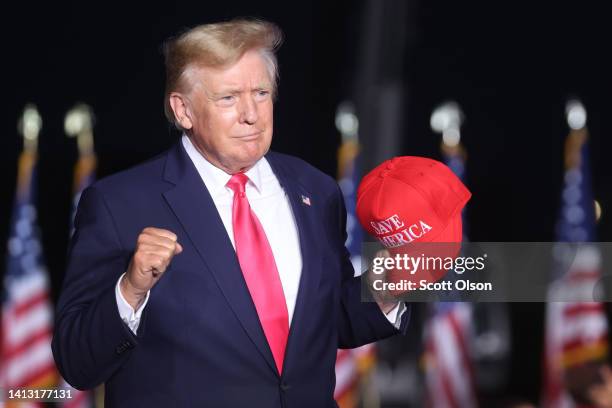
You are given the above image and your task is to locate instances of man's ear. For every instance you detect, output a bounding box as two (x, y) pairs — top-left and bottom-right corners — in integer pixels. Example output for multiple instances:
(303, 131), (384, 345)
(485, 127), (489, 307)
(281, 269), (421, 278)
(169, 92), (193, 130)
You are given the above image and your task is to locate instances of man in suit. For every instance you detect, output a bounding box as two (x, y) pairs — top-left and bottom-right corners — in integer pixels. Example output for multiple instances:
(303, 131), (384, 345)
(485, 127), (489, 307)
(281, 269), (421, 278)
(52, 19), (408, 407)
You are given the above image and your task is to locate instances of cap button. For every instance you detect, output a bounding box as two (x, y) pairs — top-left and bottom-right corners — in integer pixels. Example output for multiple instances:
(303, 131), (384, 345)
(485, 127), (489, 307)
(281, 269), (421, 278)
(379, 170), (389, 178)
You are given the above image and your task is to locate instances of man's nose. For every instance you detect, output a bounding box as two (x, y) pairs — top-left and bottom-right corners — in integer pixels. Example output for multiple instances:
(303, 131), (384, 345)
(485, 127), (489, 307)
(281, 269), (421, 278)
(238, 95), (258, 125)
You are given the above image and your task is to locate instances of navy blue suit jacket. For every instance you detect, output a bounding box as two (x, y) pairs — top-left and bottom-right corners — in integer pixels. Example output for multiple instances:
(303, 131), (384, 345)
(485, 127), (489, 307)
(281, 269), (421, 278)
(52, 141), (409, 407)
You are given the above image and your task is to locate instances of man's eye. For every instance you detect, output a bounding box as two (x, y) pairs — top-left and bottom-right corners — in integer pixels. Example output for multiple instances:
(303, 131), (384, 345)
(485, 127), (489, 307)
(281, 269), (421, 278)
(216, 95), (236, 106)
(255, 90), (270, 100)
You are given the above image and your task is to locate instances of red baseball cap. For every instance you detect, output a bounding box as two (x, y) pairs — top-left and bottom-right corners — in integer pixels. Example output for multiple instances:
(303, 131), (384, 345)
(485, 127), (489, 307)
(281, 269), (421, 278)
(356, 156), (471, 247)
(356, 156), (472, 295)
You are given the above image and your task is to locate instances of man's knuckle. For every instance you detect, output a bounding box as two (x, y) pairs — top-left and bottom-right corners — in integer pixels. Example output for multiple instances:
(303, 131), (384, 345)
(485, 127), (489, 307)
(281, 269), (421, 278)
(133, 251), (145, 264)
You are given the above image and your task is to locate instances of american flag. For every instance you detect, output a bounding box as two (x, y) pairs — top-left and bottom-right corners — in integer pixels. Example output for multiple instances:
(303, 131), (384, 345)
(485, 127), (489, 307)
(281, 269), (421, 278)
(0, 152), (57, 408)
(60, 153), (97, 408)
(542, 125), (607, 408)
(423, 144), (478, 408)
(334, 130), (377, 408)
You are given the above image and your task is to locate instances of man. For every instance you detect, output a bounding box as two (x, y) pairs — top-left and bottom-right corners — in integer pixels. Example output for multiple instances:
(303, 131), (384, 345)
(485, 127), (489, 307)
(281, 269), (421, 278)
(52, 19), (408, 407)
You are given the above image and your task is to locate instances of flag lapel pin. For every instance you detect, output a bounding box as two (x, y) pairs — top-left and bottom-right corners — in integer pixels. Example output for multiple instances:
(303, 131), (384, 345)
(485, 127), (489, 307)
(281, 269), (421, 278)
(301, 194), (311, 206)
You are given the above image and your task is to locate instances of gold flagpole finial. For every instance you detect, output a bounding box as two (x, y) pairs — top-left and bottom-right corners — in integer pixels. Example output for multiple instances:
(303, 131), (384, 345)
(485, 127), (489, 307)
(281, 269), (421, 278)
(335, 101), (360, 178)
(65, 103), (95, 156)
(335, 101), (359, 143)
(566, 99), (587, 131)
(564, 99), (588, 170)
(431, 101), (465, 157)
(18, 104), (42, 153)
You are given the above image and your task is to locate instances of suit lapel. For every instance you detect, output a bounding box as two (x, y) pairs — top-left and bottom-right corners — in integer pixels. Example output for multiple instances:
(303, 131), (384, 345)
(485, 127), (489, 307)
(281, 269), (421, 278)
(265, 152), (323, 373)
(162, 142), (278, 375)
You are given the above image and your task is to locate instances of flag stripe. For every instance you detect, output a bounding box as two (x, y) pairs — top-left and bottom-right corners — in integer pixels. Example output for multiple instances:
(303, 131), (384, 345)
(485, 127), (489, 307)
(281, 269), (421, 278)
(335, 350), (358, 398)
(7, 272), (47, 305)
(14, 291), (49, 317)
(428, 331), (459, 408)
(434, 311), (476, 407)
(563, 302), (604, 316)
(448, 308), (477, 396)
(5, 338), (54, 385)
(3, 327), (53, 360)
(4, 302), (53, 347)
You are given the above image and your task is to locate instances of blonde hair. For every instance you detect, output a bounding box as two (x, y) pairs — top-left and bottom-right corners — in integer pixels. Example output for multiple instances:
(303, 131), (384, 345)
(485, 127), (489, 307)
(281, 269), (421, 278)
(162, 19), (283, 129)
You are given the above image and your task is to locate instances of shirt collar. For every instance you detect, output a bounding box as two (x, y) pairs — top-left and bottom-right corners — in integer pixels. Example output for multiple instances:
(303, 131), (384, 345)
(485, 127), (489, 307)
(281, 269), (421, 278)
(181, 134), (263, 195)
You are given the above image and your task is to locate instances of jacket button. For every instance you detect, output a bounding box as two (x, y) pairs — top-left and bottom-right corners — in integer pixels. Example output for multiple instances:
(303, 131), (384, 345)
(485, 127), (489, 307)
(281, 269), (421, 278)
(280, 382), (290, 391)
(115, 341), (133, 355)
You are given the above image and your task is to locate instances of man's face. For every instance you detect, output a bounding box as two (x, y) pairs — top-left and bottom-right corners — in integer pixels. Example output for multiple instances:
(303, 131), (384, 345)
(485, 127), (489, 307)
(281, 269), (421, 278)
(181, 50), (274, 173)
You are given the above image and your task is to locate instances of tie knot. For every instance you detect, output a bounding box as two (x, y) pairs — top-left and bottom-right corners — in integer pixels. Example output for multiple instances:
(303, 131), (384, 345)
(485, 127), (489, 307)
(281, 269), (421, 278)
(227, 173), (249, 195)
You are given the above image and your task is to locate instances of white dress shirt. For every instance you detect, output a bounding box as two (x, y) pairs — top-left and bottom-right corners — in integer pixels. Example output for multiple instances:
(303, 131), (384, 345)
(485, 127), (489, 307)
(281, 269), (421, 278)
(116, 135), (403, 333)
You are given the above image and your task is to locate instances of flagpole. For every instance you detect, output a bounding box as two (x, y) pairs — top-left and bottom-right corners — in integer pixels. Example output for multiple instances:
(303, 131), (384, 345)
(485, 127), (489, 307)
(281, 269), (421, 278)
(65, 103), (95, 157)
(542, 99), (608, 407)
(431, 100), (465, 160)
(16, 104), (41, 198)
(61, 104), (99, 408)
(425, 101), (480, 408)
(18, 103), (41, 154)
(65, 103), (97, 196)
(334, 101), (381, 408)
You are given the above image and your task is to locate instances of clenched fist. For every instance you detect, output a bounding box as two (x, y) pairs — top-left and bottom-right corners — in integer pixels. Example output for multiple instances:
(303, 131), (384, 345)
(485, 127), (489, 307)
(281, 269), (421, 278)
(120, 227), (183, 310)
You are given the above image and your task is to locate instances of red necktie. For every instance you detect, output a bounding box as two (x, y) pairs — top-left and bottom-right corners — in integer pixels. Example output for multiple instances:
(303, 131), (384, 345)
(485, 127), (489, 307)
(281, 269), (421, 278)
(226, 173), (289, 374)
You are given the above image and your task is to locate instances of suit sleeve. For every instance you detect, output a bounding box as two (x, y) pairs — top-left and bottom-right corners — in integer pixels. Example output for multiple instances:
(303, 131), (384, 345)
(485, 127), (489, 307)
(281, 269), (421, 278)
(329, 184), (410, 349)
(52, 186), (139, 390)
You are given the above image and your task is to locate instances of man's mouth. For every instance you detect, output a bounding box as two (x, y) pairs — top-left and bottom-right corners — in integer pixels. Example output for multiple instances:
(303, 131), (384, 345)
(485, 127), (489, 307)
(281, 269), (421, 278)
(234, 131), (263, 141)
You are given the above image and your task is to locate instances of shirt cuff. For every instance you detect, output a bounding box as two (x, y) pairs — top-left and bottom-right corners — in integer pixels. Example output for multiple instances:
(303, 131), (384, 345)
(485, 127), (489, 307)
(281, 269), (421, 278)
(384, 302), (407, 330)
(115, 273), (150, 334)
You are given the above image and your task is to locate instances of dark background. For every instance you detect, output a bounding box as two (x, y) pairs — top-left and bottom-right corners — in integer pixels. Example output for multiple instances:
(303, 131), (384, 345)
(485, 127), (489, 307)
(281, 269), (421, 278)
(2, 0), (611, 404)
